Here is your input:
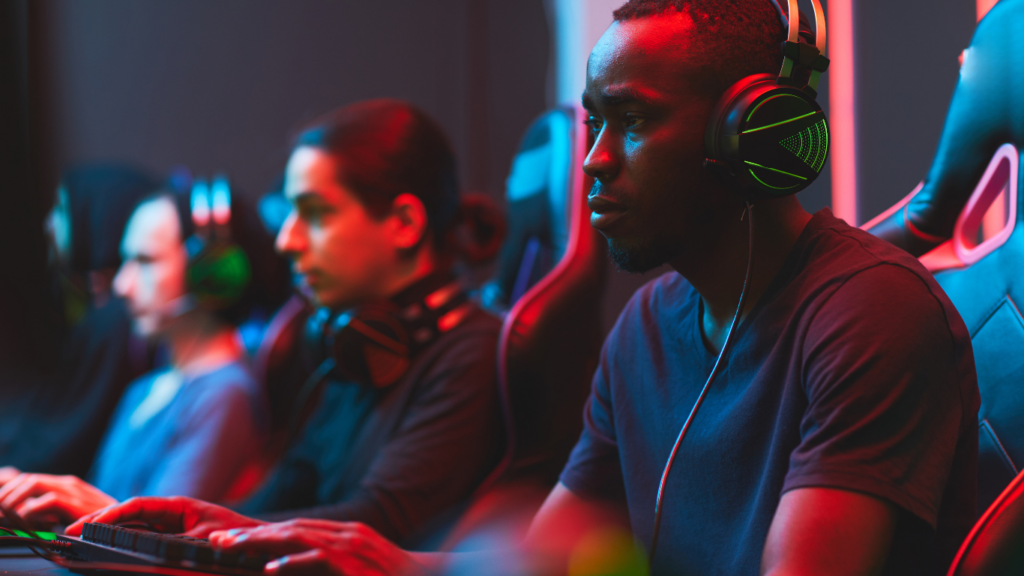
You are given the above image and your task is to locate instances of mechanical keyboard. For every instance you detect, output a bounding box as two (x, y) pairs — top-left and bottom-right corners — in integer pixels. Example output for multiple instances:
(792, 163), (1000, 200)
(53, 522), (270, 575)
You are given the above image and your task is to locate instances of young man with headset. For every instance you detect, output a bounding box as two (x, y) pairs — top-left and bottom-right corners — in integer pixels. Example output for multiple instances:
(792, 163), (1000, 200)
(0, 179), (275, 523)
(72, 2), (978, 574)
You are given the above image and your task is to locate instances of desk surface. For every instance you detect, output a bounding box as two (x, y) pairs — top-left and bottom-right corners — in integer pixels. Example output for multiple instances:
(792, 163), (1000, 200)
(0, 547), (75, 576)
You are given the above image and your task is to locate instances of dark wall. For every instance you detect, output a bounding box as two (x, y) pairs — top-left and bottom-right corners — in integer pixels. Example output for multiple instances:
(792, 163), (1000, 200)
(41, 0), (550, 203)
(0, 0), (56, 372)
(854, 0), (976, 222)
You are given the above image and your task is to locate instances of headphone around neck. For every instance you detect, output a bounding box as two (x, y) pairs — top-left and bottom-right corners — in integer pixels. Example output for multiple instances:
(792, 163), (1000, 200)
(703, 0), (830, 200)
(303, 272), (474, 389)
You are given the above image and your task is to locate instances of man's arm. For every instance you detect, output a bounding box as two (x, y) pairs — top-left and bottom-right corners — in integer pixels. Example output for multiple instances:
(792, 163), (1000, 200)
(761, 487), (898, 576)
(208, 483), (628, 576)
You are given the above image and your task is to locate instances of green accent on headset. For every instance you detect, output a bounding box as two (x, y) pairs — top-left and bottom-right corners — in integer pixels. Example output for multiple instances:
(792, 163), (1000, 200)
(188, 244), (252, 303)
(745, 168), (798, 190)
(779, 118), (828, 173)
(741, 111), (818, 134)
(744, 160), (807, 181)
(745, 93), (803, 123)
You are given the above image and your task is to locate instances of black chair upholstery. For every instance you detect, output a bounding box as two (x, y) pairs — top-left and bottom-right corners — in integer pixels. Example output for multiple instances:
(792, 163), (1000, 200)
(948, 468), (1024, 576)
(863, 0), (1024, 258)
(222, 294), (311, 502)
(859, 8), (1024, 571)
(493, 105), (607, 485)
(863, 0), (1024, 518)
(440, 106), (607, 547)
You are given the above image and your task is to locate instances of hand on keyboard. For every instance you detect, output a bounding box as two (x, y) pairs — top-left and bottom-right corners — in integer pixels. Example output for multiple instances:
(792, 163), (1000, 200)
(0, 473), (116, 525)
(210, 519), (431, 576)
(66, 496), (265, 538)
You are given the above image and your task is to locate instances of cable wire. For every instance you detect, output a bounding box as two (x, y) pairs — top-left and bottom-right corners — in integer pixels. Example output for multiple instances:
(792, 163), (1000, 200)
(648, 201), (755, 564)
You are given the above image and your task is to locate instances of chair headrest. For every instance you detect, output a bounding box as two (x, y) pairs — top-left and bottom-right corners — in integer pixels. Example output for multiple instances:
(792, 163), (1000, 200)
(491, 108), (576, 308)
(865, 0), (1024, 255)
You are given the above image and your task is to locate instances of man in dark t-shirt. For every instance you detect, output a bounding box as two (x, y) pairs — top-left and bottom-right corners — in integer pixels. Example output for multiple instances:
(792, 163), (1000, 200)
(559, 209), (978, 574)
(70, 2), (979, 575)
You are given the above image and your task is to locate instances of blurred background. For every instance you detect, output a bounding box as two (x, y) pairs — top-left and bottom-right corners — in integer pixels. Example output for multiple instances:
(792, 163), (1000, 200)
(0, 0), (985, 369)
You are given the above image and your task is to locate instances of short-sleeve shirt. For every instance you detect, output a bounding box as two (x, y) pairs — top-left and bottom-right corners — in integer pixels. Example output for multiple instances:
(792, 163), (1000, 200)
(91, 361), (268, 502)
(559, 209), (979, 576)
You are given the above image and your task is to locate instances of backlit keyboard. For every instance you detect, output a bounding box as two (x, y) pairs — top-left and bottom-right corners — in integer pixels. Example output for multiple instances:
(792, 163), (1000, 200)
(54, 522), (269, 575)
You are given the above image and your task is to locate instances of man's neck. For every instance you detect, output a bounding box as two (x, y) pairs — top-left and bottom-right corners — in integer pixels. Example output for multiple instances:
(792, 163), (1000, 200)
(672, 197), (813, 354)
(376, 242), (444, 304)
(166, 316), (243, 378)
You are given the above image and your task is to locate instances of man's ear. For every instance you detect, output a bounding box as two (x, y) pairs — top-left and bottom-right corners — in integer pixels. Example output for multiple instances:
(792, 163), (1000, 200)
(388, 193), (430, 250)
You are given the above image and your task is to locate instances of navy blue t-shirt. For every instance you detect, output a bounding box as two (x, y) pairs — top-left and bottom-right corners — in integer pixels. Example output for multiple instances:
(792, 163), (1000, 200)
(560, 209), (979, 575)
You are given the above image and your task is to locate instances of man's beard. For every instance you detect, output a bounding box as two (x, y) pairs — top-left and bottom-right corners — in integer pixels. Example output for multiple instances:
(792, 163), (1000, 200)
(606, 234), (678, 274)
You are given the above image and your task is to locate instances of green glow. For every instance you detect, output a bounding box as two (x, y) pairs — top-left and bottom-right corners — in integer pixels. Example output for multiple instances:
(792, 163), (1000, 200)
(779, 119), (828, 172)
(745, 94), (802, 123)
(2, 530), (57, 541)
(748, 169), (796, 191)
(744, 161), (807, 180)
(741, 111), (818, 134)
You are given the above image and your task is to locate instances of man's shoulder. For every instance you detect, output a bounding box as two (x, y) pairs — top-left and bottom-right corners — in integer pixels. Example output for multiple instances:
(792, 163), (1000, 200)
(181, 361), (262, 407)
(417, 304), (502, 366)
(798, 213), (973, 371)
(802, 209), (934, 283)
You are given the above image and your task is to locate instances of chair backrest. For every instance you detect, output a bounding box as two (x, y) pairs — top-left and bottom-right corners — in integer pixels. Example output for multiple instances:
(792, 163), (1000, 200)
(863, 0), (1024, 258)
(488, 105), (607, 487)
(948, 467), (1024, 576)
(862, 0), (1024, 518)
(252, 294), (312, 433)
(221, 293), (311, 502)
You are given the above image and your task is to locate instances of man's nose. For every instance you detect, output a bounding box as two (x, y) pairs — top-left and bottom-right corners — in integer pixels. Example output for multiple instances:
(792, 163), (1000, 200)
(275, 212), (305, 256)
(112, 262), (135, 298)
(582, 129), (620, 183)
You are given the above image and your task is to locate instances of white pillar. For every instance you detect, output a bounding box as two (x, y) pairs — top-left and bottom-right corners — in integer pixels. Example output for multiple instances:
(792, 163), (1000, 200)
(548, 0), (621, 106)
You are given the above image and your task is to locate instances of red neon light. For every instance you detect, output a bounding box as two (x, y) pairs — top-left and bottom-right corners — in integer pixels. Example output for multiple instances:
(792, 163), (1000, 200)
(828, 0), (857, 225)
(977, 0), (1000, 20)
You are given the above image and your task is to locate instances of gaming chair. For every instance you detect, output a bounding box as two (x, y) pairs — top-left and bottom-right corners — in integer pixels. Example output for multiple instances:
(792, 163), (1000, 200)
(948, 467), (1024, 576)
(863, 0), (1024, 259)
(861, 3), (1024, 569)
(440, 106), (607, 547)
(493, 105), (606, 484)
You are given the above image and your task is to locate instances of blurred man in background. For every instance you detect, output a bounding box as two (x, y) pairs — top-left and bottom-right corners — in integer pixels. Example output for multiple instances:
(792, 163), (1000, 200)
(0, 184), (284, 524)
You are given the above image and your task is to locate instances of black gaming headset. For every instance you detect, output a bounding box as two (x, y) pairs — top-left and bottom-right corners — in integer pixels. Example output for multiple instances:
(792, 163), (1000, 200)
(303, 272), (474, 389)
(703, 0), (830, 199)
(182, 175), (252, 312)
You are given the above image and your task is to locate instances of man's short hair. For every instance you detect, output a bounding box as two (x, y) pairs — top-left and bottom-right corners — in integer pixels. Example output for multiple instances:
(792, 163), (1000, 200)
(613, 0), (786, 97)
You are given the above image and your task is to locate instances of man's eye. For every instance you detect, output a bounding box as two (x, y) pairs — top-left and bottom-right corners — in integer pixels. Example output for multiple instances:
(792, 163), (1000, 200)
(584, 116), (604, 134)
(299, 205), (326, 222)
(625, 115), (646, 129)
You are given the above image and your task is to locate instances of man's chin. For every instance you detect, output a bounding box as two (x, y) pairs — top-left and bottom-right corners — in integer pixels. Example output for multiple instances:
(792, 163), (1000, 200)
(607, 237), (674, 274)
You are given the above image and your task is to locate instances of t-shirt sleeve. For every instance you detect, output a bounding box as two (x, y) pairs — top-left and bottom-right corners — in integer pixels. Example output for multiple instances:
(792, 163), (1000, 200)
(269, 327), (505, 543)
(143, 381), (263, 502)
(558, 326), (627, 502)
(783, 264), (967, 529)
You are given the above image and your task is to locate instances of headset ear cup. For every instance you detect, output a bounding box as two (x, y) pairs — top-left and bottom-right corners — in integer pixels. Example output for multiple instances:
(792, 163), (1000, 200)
(187, 241), (252, 310)
(705, 74), (829, 199)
